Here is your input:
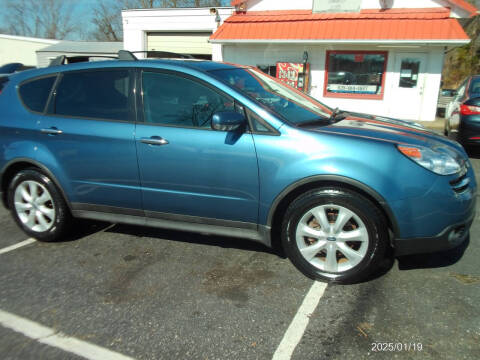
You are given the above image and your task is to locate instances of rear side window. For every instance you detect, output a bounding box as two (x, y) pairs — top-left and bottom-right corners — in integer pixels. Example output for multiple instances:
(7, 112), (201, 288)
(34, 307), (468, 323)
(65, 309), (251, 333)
(54, 70), (132, 121)
(0, 77), (8, 94)
(19, 76), (56, 113)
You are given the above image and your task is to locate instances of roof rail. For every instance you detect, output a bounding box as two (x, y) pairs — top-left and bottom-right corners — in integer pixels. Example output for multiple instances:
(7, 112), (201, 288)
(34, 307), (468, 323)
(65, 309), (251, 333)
(131, 51), (194, 59)
(48, 55), (66, 67)
(118, 50), (138, 61)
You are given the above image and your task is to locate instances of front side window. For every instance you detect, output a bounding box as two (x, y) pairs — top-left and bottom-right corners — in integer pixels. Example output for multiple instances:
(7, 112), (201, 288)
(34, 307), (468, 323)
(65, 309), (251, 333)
(210, 68), (331, 126)
(325, 51), (387, 99)
(54, 70), (132, 121)
(19, 76), (56, 113)
(142, 71), (235, 128)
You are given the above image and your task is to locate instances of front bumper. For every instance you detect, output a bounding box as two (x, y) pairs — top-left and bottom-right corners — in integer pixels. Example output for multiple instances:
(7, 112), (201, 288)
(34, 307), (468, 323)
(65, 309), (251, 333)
(394, 210), (475, 256)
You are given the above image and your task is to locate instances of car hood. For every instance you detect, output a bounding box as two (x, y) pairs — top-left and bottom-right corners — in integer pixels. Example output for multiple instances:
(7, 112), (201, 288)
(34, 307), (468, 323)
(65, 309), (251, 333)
(308, 112), (463, 151)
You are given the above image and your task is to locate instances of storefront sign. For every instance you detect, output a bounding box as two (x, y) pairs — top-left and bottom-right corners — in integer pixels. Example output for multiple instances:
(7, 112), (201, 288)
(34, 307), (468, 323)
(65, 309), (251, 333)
(313, 0), (362, 13)
(327, 84), (378, 94)
(276, 62), (307, 89)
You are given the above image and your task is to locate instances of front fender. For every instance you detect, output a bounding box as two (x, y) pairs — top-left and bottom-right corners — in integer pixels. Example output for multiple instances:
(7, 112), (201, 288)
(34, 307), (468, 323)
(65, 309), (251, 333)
(253, 127), (438, 227)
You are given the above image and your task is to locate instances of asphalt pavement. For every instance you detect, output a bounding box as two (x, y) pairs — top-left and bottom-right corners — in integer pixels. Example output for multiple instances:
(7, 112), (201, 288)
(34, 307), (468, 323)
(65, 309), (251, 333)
(0, 148), (479, 360)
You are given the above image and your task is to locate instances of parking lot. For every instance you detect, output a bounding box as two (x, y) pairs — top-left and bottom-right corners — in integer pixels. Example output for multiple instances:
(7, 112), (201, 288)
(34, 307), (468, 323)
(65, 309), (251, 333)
(1, 154), (479, 360)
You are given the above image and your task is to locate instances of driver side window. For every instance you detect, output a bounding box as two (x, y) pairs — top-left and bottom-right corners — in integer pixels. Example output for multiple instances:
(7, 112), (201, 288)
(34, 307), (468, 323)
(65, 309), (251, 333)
(142, 71), (234, 128)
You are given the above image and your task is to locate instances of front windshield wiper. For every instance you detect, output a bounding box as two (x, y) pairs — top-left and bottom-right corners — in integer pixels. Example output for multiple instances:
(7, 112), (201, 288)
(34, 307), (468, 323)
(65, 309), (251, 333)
(329, 107), (349, 123)
(297, 108), (350, 128)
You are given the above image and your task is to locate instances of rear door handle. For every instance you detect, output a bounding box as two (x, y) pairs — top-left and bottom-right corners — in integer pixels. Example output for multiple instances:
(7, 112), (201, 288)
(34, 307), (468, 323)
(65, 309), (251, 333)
(40, 127), (63, 135)
(140, 136), (169, 146)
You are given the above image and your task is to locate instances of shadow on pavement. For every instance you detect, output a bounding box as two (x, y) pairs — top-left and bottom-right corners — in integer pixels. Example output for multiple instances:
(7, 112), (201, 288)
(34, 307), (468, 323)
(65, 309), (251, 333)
(64, 219), (114, 242)
(104, 223), (278, 256)
(396, 236), (469, 270)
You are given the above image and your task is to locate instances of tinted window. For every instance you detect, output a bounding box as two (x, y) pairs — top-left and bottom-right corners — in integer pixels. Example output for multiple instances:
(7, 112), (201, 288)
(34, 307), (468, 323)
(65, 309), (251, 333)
(55, 70), (132, 121)
(469, 77), (480, 97)
(142, 71), (234, 128)
(19, 76), (56, 113)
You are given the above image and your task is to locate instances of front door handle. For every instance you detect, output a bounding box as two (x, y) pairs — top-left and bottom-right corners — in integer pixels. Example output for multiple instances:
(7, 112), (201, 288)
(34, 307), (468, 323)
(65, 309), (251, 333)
(40, 127), (63, 135)
(140, 136), (169, 146)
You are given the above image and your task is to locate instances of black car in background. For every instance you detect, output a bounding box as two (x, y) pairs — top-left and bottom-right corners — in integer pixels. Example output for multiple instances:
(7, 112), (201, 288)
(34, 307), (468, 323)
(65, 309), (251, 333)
(0, 62), (34, 76)
(445, 75), (480, 146)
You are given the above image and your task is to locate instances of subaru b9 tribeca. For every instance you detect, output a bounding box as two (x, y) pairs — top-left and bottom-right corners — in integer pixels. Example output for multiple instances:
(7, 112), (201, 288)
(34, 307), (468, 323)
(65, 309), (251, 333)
(0, 56), (476, 283)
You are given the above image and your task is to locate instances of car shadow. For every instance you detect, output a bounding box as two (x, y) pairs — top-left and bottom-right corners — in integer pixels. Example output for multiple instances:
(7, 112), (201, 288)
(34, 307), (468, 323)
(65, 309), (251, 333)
(396, 236), (470, 270)
(103, 223), (279, 256)
(63, 219), (115, 242)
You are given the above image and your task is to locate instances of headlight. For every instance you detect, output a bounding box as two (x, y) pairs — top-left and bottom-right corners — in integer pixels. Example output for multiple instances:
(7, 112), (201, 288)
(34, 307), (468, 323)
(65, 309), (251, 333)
(397, 145), (461, 175)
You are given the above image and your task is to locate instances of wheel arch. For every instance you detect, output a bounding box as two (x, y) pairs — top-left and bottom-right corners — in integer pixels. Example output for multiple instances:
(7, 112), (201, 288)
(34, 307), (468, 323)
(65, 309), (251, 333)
(267, 175), (399, 250)
(1, 158), (71, 210)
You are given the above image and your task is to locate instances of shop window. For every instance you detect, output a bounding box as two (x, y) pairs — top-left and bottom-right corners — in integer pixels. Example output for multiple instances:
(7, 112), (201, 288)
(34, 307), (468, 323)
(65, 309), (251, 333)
(324, 51), (388, 99)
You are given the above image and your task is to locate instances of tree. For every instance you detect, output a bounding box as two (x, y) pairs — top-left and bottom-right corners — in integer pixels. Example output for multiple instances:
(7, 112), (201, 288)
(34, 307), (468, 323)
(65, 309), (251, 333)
(2, 0), (79, 39)
(90, 0), (228, 41)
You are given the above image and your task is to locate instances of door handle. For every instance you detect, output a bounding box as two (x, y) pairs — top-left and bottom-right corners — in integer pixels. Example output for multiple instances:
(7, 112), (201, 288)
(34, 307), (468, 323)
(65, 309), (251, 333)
(40, 127), (63, 135)
(140, 136), (169, 146)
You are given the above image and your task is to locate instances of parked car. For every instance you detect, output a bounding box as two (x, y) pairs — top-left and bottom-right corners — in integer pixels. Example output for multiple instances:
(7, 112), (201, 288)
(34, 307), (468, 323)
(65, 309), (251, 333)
(0, 62), (34, 76)
(0, 53), (476, 283)
(437, 88), (456, 118)
(445, 75), (480, 145)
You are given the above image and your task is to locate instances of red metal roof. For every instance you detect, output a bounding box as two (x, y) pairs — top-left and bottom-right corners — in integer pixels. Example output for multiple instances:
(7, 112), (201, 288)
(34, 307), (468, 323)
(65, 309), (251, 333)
(211, 9), (470, 43)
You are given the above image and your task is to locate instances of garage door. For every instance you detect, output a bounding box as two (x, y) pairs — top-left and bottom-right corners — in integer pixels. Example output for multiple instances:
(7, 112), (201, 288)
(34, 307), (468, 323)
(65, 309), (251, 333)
(147, 32), (213, 56)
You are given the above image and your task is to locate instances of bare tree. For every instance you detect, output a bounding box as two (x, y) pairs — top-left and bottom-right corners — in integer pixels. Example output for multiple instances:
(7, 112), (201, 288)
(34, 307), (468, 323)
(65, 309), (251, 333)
(3, 0), (79, 39)
(90, 0), (228, 41)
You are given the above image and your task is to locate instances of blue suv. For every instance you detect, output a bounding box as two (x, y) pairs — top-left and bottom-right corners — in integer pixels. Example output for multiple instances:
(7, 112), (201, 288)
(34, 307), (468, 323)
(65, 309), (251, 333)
(0, 52), (476, 283)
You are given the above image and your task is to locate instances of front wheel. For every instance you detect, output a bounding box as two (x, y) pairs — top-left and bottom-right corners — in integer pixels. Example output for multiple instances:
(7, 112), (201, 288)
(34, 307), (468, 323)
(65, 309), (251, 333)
(281, 188), (388, 284)
(7, 169), (72, 242)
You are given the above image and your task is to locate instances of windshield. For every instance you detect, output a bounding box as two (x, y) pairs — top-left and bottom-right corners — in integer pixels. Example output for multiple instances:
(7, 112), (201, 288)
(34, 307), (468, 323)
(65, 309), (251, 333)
(209, 67), (332, 125)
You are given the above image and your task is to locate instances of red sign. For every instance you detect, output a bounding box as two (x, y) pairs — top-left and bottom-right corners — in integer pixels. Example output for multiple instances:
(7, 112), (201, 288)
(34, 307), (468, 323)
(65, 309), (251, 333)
(276, 62), (306, 89)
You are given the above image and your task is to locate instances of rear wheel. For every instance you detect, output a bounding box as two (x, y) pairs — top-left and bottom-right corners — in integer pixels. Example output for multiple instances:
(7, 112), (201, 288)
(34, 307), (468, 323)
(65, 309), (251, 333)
(281, 187), (388, 284)
(7, 169), (72, 242)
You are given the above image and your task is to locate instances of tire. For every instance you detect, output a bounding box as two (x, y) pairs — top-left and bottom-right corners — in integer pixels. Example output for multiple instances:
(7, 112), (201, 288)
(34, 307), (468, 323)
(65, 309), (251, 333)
(7, 168), (72, 242)
(281, 187), (388, 284)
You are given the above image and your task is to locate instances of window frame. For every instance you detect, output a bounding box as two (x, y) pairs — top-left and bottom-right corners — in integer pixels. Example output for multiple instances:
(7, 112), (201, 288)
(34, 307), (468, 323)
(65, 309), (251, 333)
(46, 68), (136, 123)
(323, 50), (388, 100)
(17, 74), (59, 115)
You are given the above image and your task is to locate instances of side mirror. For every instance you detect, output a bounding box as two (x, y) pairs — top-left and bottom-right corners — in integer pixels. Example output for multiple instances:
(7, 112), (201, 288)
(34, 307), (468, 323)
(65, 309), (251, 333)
(211, 111), (245, 131)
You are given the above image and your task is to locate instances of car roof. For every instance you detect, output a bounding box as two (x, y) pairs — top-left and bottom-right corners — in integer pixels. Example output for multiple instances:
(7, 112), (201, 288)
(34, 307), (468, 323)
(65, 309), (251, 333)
(8, 58), (247, 83)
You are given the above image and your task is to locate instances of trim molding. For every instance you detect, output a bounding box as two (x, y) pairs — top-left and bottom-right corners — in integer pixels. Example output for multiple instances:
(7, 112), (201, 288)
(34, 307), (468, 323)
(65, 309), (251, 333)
(266, 174), (400, 236)
(71, 203), (271, 247)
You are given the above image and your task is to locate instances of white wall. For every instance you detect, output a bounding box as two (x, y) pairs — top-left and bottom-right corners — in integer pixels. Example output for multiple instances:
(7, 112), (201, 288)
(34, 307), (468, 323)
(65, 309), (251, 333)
(222, 44), (444, 121)
(0, 35), (58, 66)
(247, 0), (313, 11)
(122, 7), (233, 58)
(245, 0), (468, 17)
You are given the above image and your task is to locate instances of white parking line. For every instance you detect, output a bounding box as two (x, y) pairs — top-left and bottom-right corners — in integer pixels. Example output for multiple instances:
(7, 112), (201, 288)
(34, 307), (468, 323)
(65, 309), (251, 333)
(0, 309), (135, 360)
(0, 238), (36, 255)
(272, 281), (327, 360)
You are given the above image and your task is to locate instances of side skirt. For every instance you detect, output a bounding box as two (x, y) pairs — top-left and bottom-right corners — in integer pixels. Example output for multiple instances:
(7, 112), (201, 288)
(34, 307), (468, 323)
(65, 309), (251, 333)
(71, 203), (272, 247)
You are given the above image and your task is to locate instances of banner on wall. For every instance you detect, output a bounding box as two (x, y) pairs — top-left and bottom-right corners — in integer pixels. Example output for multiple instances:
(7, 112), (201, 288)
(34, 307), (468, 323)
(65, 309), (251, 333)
(276, 62), (310, 92)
